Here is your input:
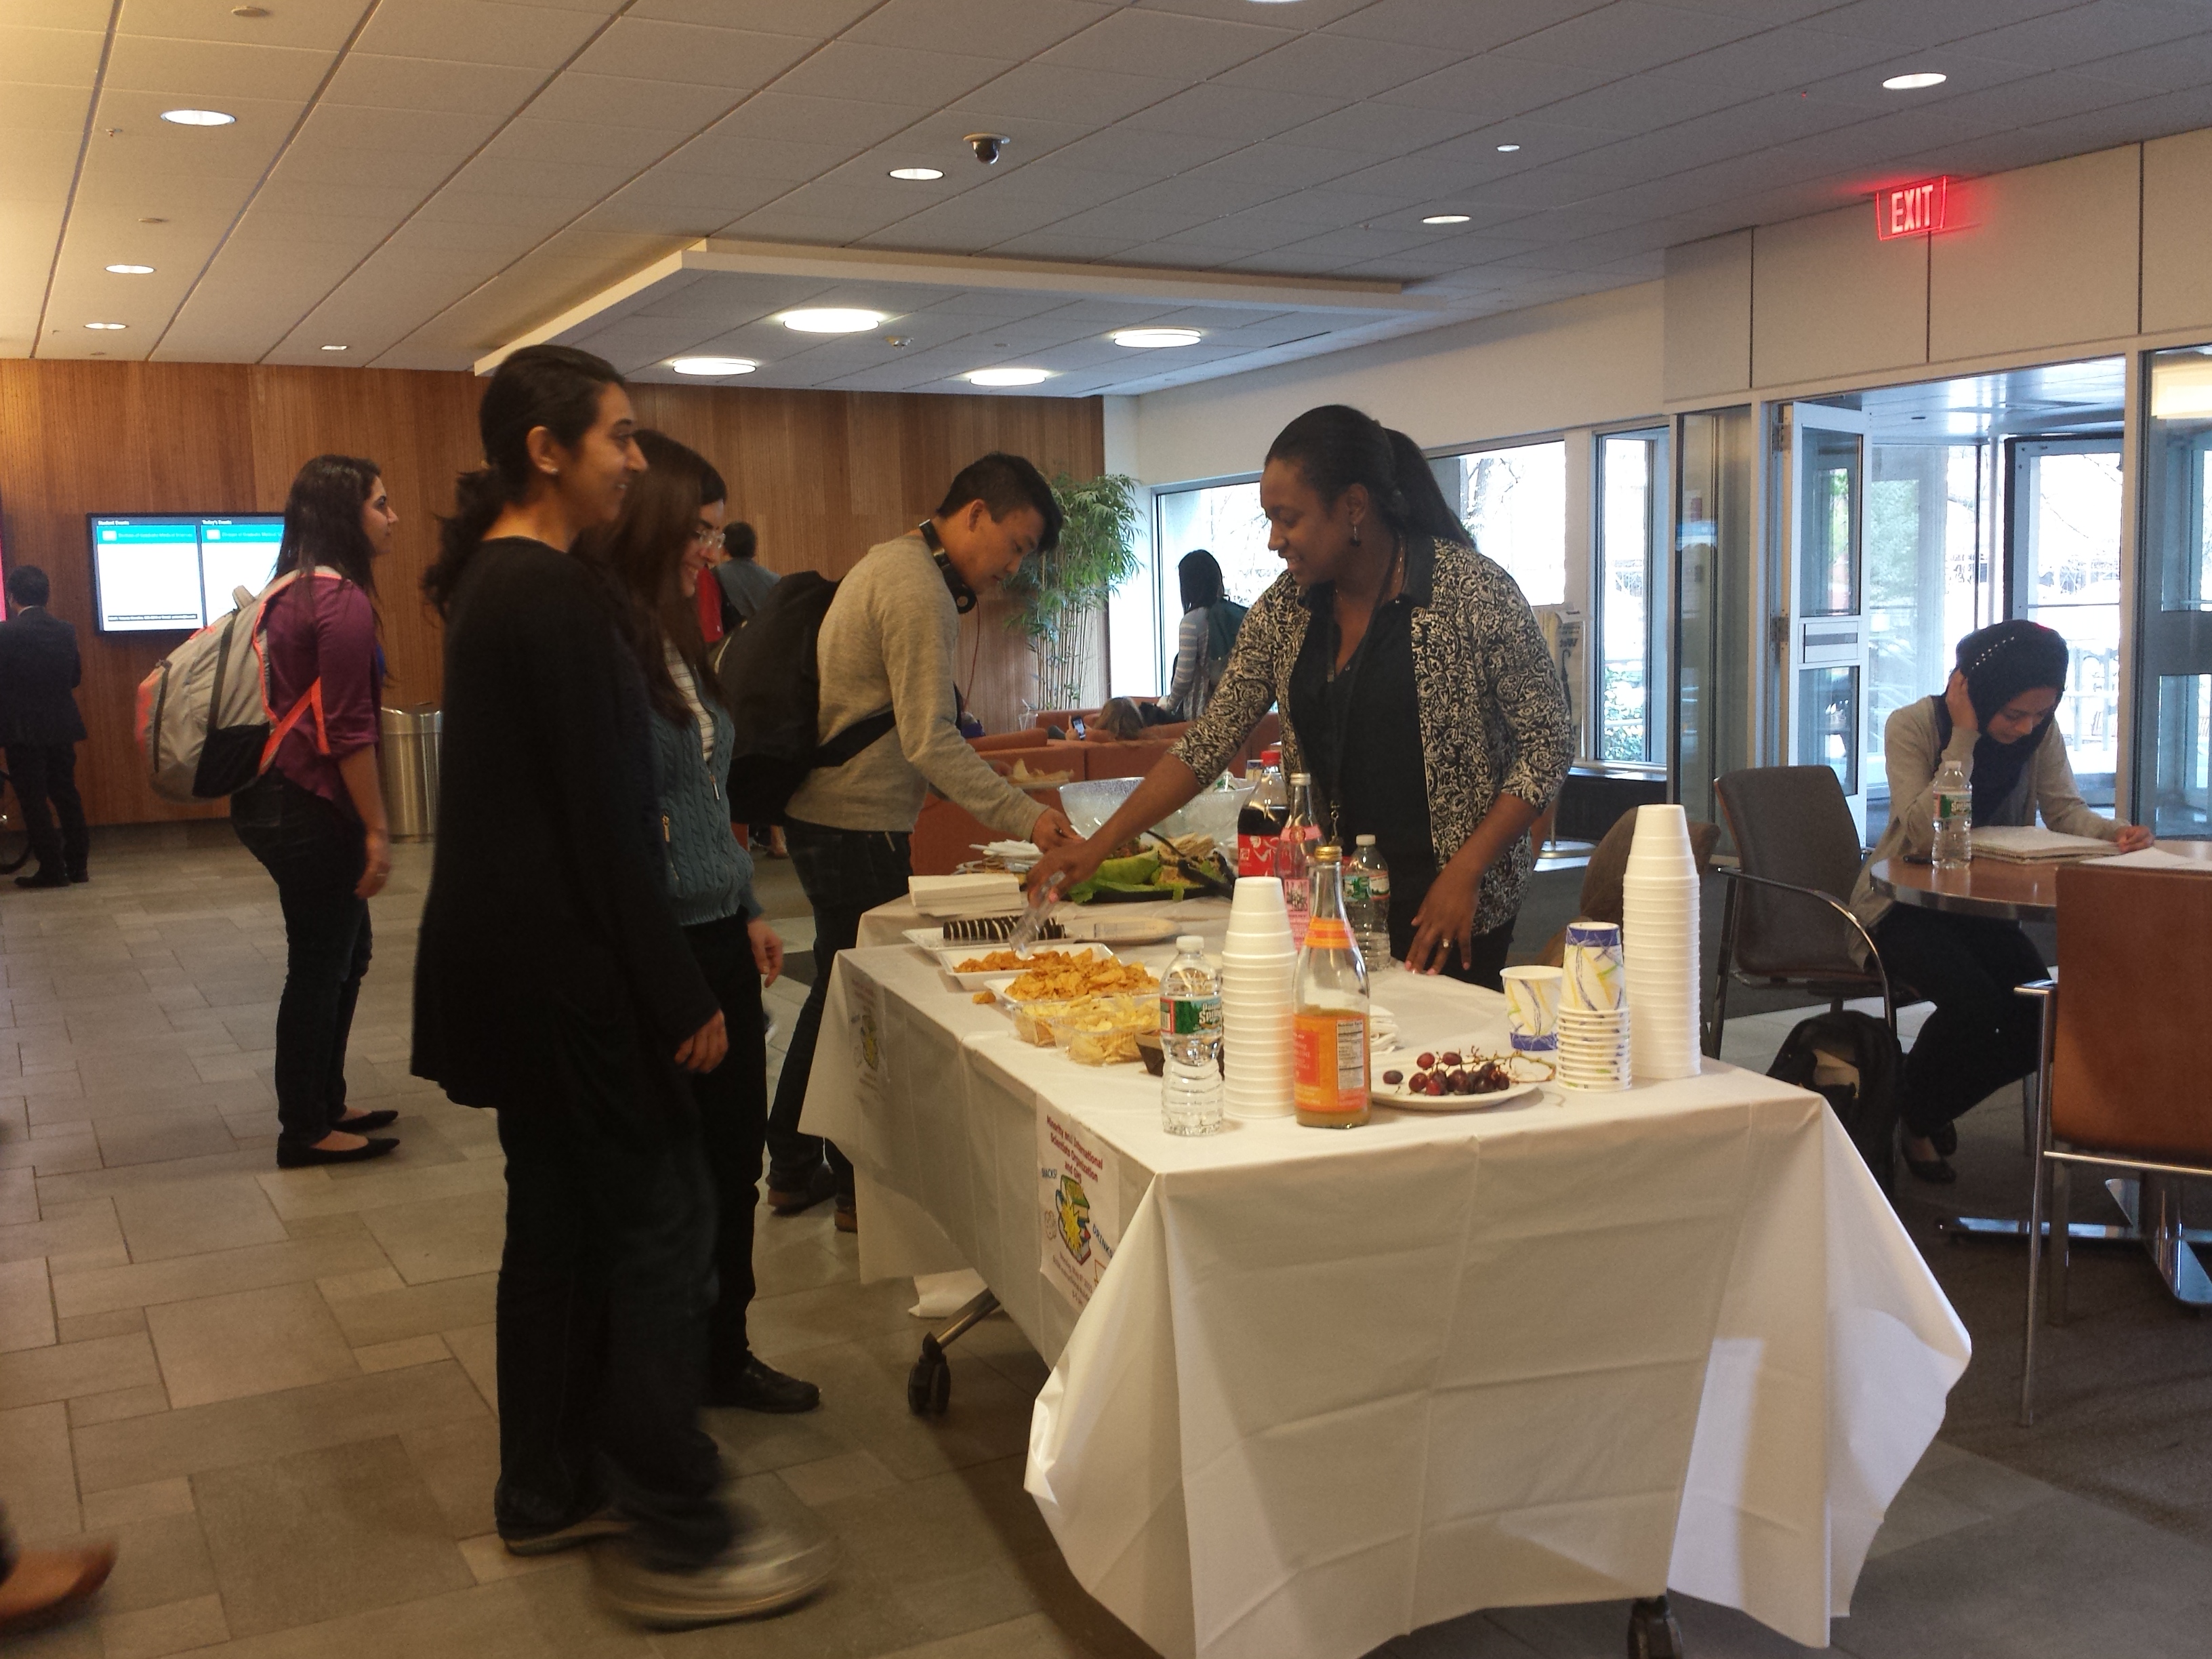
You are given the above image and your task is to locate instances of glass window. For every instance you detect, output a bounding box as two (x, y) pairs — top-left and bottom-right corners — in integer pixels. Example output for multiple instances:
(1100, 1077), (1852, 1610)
(1597, 431), (1669, 764)
(1437, 441), (1567, 606)
(1147, 481), (1279, 695)
(2136, 347), (2212, 836)
(2011, 439), (2123, 808)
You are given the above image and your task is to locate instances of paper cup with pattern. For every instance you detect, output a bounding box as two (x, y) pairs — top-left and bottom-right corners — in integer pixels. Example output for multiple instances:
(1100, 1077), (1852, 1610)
(1500, 965), (1563, 1054)
(1561, 922), (1626, 1012)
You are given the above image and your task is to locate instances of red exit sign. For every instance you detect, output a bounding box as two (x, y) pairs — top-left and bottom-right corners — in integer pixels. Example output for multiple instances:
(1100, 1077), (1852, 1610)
(1876, 176), (1950, 239)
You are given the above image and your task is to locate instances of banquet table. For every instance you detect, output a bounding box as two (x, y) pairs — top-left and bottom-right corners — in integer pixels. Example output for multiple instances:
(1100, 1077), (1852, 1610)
(802, 898), (1971, 1658)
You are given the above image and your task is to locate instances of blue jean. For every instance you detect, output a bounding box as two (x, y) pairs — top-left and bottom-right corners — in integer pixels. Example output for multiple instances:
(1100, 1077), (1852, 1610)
(764, 820), (912, 1198)
(232, 773), (371, 1148)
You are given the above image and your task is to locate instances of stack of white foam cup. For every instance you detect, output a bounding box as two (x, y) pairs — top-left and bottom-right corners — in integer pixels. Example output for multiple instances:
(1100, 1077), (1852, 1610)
(1620, 803), (1702, 1081)
(1221, 876), (1296, 1119)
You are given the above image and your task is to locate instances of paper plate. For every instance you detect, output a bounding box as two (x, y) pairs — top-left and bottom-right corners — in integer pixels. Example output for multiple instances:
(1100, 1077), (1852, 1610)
(1371, 1078), (1540, 1113)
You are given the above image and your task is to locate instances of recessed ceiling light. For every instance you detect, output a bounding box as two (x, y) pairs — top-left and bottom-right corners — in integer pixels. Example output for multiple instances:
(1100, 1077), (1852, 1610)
(321, 344), (348, 352)
(160, 108), (235, 126)
(782, 308), (885, 333)
(1882, 71), (1946, 90)
(1113, 328), (1202, 348)
(968, 367), (1050, 387)
(105, 263), (155, 274)
(888, 167), (943, 181)
(670, 356), (758, 376)
(1496, 143), (1521, 153)
(1421, 213), (1472, 226)
(85, 321), (126, 330)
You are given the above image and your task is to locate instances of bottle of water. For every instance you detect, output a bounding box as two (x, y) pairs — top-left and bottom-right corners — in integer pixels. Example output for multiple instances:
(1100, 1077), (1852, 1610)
(1932, 758), (1971, 869)
(1160, 935), (1224, 1136)
(1346, 835), (1391, 966)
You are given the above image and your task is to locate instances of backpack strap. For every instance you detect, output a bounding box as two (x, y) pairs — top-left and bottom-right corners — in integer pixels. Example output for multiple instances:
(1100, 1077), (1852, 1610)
(258, 680), (329, 771)
(814, 708), (897, 768)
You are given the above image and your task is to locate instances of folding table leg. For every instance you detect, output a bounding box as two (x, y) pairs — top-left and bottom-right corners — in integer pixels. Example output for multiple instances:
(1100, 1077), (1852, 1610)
(1628, 1595), (1684, 1658)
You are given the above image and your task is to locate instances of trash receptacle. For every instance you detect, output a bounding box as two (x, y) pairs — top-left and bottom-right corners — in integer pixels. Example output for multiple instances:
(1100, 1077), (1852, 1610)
(378, 705), (441, 841)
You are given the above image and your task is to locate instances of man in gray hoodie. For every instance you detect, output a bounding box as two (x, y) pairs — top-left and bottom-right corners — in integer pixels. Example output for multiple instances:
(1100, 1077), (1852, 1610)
(768, 453), (1076, 1225)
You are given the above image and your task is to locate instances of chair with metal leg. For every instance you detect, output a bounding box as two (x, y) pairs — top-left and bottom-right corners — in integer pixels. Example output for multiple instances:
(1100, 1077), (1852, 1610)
(1709, 766), (1899, 1057)
(2020, 858), (2212, 1425)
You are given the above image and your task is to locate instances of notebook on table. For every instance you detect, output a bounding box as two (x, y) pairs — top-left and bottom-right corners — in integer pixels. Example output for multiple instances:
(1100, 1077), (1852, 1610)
(1968, 826), (2121, 863)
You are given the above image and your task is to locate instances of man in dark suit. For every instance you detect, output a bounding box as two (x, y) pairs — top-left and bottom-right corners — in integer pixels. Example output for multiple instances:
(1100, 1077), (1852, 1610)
(0, 567), (90, 888)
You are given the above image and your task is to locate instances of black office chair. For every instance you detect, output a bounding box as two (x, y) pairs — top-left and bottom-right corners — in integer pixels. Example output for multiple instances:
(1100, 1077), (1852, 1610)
(1708, 765), (1897, 1057)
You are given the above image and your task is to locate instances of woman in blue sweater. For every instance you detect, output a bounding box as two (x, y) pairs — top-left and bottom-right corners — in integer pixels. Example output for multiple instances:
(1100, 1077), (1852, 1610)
(577, 430), (820, 1416)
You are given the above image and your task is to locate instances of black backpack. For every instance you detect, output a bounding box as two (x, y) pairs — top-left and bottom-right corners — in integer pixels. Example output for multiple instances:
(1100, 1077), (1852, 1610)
(1767, 1010), (1901, 1195)
(712, 571), (894, 825)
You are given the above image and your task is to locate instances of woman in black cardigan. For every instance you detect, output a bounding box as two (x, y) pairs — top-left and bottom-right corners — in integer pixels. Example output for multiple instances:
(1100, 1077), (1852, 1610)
(413, 344), (831, 1625)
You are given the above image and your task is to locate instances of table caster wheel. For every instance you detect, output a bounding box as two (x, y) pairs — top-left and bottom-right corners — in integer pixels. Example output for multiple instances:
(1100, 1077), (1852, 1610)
(1627, 1595), (1683, 1659)
(907, 1334), (951, 1416)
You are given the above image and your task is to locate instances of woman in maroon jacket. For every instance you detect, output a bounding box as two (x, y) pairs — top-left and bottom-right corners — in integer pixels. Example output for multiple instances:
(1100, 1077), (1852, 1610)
(231, 454), (399, 1168)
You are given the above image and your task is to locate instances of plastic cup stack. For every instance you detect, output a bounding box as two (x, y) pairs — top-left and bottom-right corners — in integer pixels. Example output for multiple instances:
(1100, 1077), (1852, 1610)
(1557, 920), (1631, 1090)
(1620, 804), (1702, 1082)
(1221, 876), (1296, 1119)
(1500, 964), (1562, 1056)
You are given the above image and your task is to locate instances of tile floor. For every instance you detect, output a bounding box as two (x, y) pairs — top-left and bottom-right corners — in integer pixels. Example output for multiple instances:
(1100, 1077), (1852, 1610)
(1, 825), (2209, 1659)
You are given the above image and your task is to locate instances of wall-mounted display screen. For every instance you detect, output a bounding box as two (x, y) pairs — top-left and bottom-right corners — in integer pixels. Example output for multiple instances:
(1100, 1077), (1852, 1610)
(87, 514), (284, 633)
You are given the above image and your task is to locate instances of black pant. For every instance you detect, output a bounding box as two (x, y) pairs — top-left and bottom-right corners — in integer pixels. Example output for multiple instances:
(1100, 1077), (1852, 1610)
(232, 774), (371, 1149)
(1873, 903), (2048, 1136)
(493, 1061), (732, 1569)
(6, 742), (87, 881)
(765, 820), (912, 1199)
(683, 913), (769, 1390)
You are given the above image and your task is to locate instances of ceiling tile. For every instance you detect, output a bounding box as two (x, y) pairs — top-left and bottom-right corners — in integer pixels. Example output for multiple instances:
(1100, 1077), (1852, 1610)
(846, 0), (1111, 57)
(119, 0), (366, 49)
(1043, 7), (1295, 79)
(1374, 53), (1611, 116)
(692, 91), (935, 150)
(323, 54), (544, 115)
(1217, 31), (1464, 100)
(1800, 0), (2084, 53)
(356, 0), (615, 71)
(630, 0), (871, 30)
(2070, 30), (2212, 94)
(1041, 124), (1249, 176)
(1495, 1), (1772, 75)
(1326, 0), (1614, 55)
(568, 20), (817, 91)
(1275, 101), (1494, 157)
(956, 63), (1186, 127)
(102, 35), (335, 101)
(1526, 73), (1748, 134)
(771, 41), (1014, 107)
(0, 22), (107, 86)
(1645, 24), (1902, 94)
(1113, 83), (1328, 143)
(523, 73), (737, 134)
(1947, 3), (2208, 69)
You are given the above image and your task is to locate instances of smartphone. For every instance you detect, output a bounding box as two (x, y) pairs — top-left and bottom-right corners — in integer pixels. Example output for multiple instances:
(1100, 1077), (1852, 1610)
(1071, 715), (1088, 739)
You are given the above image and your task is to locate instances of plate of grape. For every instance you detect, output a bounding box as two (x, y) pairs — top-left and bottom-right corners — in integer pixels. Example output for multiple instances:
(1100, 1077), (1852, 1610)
(1372, 1048), (1548, 1113)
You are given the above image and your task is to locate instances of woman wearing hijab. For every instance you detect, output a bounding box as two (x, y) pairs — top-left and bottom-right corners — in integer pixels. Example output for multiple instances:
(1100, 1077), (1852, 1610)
(1851, 619), (2152, 1183)
(1158, 550), (1247, 721)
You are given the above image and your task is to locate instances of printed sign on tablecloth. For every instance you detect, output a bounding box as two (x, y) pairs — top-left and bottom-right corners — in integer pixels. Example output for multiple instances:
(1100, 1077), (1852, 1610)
(846, 972), (886, 1111)
(1037, 1106), (1121, 1313)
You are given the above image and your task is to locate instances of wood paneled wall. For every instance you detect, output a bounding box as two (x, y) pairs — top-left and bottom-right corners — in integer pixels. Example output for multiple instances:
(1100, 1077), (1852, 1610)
(0, 361), (1103, 825)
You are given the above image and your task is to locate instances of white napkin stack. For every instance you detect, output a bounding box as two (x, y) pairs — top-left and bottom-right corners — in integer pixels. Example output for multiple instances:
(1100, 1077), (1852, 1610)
(1620, 804), (1702, 1082)
(907, 873), (1023, 920)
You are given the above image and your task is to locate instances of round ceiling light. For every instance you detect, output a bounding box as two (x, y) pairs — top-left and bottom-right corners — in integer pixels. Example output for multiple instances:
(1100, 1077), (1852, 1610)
(105, 263), (155, 274)
(1881, 71), (1946, 90)
(670, 356), (758, 376)
(1495, 143), (1521, 153)
(782, 308), (885, 333)
(889, 167), (943, 181)
(968, 367), (1050, 387)
(160, 108), (236, 125)
(1421, 213), (1472, 226)
(85, 321), (126, 330)
(1112, 327), (1202, 348)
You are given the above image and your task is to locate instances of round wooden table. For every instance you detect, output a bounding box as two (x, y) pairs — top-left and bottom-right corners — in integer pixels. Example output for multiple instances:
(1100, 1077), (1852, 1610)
(1868, 844), (2212, 923)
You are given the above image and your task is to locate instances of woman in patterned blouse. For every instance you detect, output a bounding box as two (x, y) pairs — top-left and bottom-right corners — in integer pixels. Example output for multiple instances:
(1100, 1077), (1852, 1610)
(1028, 405), (1572, 985)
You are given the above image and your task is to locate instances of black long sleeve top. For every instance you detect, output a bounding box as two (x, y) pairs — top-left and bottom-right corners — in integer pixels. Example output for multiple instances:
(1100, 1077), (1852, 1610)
(411, 537), (717, 1112)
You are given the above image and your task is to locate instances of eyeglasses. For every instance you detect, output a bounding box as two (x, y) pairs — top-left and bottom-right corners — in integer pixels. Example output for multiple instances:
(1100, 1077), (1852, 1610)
(692, 525), (725, 550)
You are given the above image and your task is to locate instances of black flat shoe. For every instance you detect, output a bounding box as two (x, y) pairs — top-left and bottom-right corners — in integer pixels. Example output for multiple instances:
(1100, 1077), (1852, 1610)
(276, 1136), (398, 1169)
(14, 872), (67, 890)
(708, 1355), (821, 1414)
(1902, 1151), (1957, 1185)
(332, 1109), (398, 1132)
(1930, 1122), (1959, 1157)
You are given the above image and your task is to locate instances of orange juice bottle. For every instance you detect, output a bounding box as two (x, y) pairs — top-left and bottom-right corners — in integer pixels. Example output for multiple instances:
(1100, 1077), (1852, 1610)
(1292, 844), (1370, 1128)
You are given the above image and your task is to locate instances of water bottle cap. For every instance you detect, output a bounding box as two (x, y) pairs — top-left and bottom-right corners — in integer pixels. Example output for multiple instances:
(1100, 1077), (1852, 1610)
(1176, 935), (1204, 951)
(1355, 834), (1376, 845)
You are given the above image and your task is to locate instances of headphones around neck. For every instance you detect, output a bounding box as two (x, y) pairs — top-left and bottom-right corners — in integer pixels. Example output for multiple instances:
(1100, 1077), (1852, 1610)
(918, 520), (977, 614)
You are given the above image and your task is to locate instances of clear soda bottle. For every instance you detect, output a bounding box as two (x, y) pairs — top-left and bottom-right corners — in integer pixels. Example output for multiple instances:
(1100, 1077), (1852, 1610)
(1932, 758), (1971, 870)
(1159, 935), (1224, 1136)
(1346, 834), (1392, 966)
(1277, 773), (1322, 947)
(1292, 846), (1370, 1130)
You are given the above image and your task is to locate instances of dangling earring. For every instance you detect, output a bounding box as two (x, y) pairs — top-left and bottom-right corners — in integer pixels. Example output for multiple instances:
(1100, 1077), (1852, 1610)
(1350, 519), (1362, 546)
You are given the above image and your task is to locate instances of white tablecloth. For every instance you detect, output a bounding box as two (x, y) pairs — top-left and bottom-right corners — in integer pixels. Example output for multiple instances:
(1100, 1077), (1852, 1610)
(803, 899), (1969, 1656)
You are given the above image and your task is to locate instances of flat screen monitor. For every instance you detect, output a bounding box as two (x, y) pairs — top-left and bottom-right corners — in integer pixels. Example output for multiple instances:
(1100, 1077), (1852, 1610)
(87, 514), (285, 633)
